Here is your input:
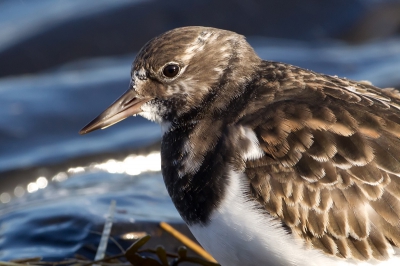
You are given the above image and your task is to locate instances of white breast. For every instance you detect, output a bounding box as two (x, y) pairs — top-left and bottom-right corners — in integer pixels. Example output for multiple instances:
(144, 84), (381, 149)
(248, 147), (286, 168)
(188, 169), (400, 266)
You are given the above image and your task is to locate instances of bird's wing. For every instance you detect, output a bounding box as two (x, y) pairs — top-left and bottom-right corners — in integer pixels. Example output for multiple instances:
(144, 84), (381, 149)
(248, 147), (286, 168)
(239, 63), (400, 261)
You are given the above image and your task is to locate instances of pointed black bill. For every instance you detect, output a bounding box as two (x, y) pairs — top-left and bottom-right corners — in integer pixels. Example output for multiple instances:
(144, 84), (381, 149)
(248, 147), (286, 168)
(79, 89), (151, 135)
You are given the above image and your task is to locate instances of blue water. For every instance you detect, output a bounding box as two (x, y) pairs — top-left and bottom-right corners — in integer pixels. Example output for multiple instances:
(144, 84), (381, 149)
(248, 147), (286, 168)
(0, 0), (399, 261)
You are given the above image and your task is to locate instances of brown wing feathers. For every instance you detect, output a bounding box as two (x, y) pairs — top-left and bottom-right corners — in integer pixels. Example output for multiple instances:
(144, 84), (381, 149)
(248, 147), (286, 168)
(244, 69), (400, 261)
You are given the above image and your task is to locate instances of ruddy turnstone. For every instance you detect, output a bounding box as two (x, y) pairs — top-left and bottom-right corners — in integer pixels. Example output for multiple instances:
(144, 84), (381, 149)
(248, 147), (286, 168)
(80, 27), (400, 266)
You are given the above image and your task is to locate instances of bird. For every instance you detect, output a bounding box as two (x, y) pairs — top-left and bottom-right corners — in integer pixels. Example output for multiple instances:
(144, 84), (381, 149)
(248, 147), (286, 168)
(79, 26), (400, 266)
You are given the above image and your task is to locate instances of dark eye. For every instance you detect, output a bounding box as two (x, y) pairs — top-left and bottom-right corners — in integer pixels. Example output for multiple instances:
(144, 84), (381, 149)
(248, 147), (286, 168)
(162, 64), (180, 78)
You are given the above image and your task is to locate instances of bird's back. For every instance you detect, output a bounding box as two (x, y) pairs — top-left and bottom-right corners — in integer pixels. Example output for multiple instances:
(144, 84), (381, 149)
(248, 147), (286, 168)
(163, 60), (400, 265)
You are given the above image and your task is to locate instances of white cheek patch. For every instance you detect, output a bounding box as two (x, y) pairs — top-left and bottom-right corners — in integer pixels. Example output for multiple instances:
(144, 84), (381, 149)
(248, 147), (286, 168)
(240, 127), (265, 161)
(139, 103), (171, 135)
(139, 102), (165, 124)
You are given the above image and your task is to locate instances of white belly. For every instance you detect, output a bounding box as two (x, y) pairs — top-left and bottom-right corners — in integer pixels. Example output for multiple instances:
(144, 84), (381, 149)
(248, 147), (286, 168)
(188, 169), (400, 266)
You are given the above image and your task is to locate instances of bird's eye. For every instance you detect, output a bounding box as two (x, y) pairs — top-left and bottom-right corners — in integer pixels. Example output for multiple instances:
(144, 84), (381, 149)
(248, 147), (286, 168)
(162, 64), (180, 78)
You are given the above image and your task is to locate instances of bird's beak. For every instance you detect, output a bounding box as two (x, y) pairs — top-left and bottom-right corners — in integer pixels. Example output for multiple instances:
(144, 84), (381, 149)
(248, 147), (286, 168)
(79, 89), (151, 135)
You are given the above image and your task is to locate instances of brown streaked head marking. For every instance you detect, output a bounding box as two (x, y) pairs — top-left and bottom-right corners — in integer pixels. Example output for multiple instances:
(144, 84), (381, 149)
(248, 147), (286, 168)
(131, 26), (261, 120)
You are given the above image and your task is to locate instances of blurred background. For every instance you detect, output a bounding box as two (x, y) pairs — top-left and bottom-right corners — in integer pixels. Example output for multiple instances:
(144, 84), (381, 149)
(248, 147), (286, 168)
(0, 0), (400, 261)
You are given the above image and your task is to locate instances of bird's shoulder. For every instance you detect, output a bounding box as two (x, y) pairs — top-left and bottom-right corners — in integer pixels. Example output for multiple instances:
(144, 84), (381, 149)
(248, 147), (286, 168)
(234, 62), (400, 261)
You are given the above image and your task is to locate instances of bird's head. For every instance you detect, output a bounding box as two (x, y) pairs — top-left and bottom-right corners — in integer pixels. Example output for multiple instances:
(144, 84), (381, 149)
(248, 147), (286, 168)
(79, 26), (260, 135)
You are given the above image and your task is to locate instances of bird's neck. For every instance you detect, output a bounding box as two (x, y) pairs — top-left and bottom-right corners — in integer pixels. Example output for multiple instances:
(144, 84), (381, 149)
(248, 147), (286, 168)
(161, 120), (230, 225)
(160, 69), (266, 225)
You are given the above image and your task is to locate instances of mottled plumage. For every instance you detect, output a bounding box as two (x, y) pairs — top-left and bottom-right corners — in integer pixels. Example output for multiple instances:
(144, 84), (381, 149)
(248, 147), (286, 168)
(80, 27), (400, 265)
